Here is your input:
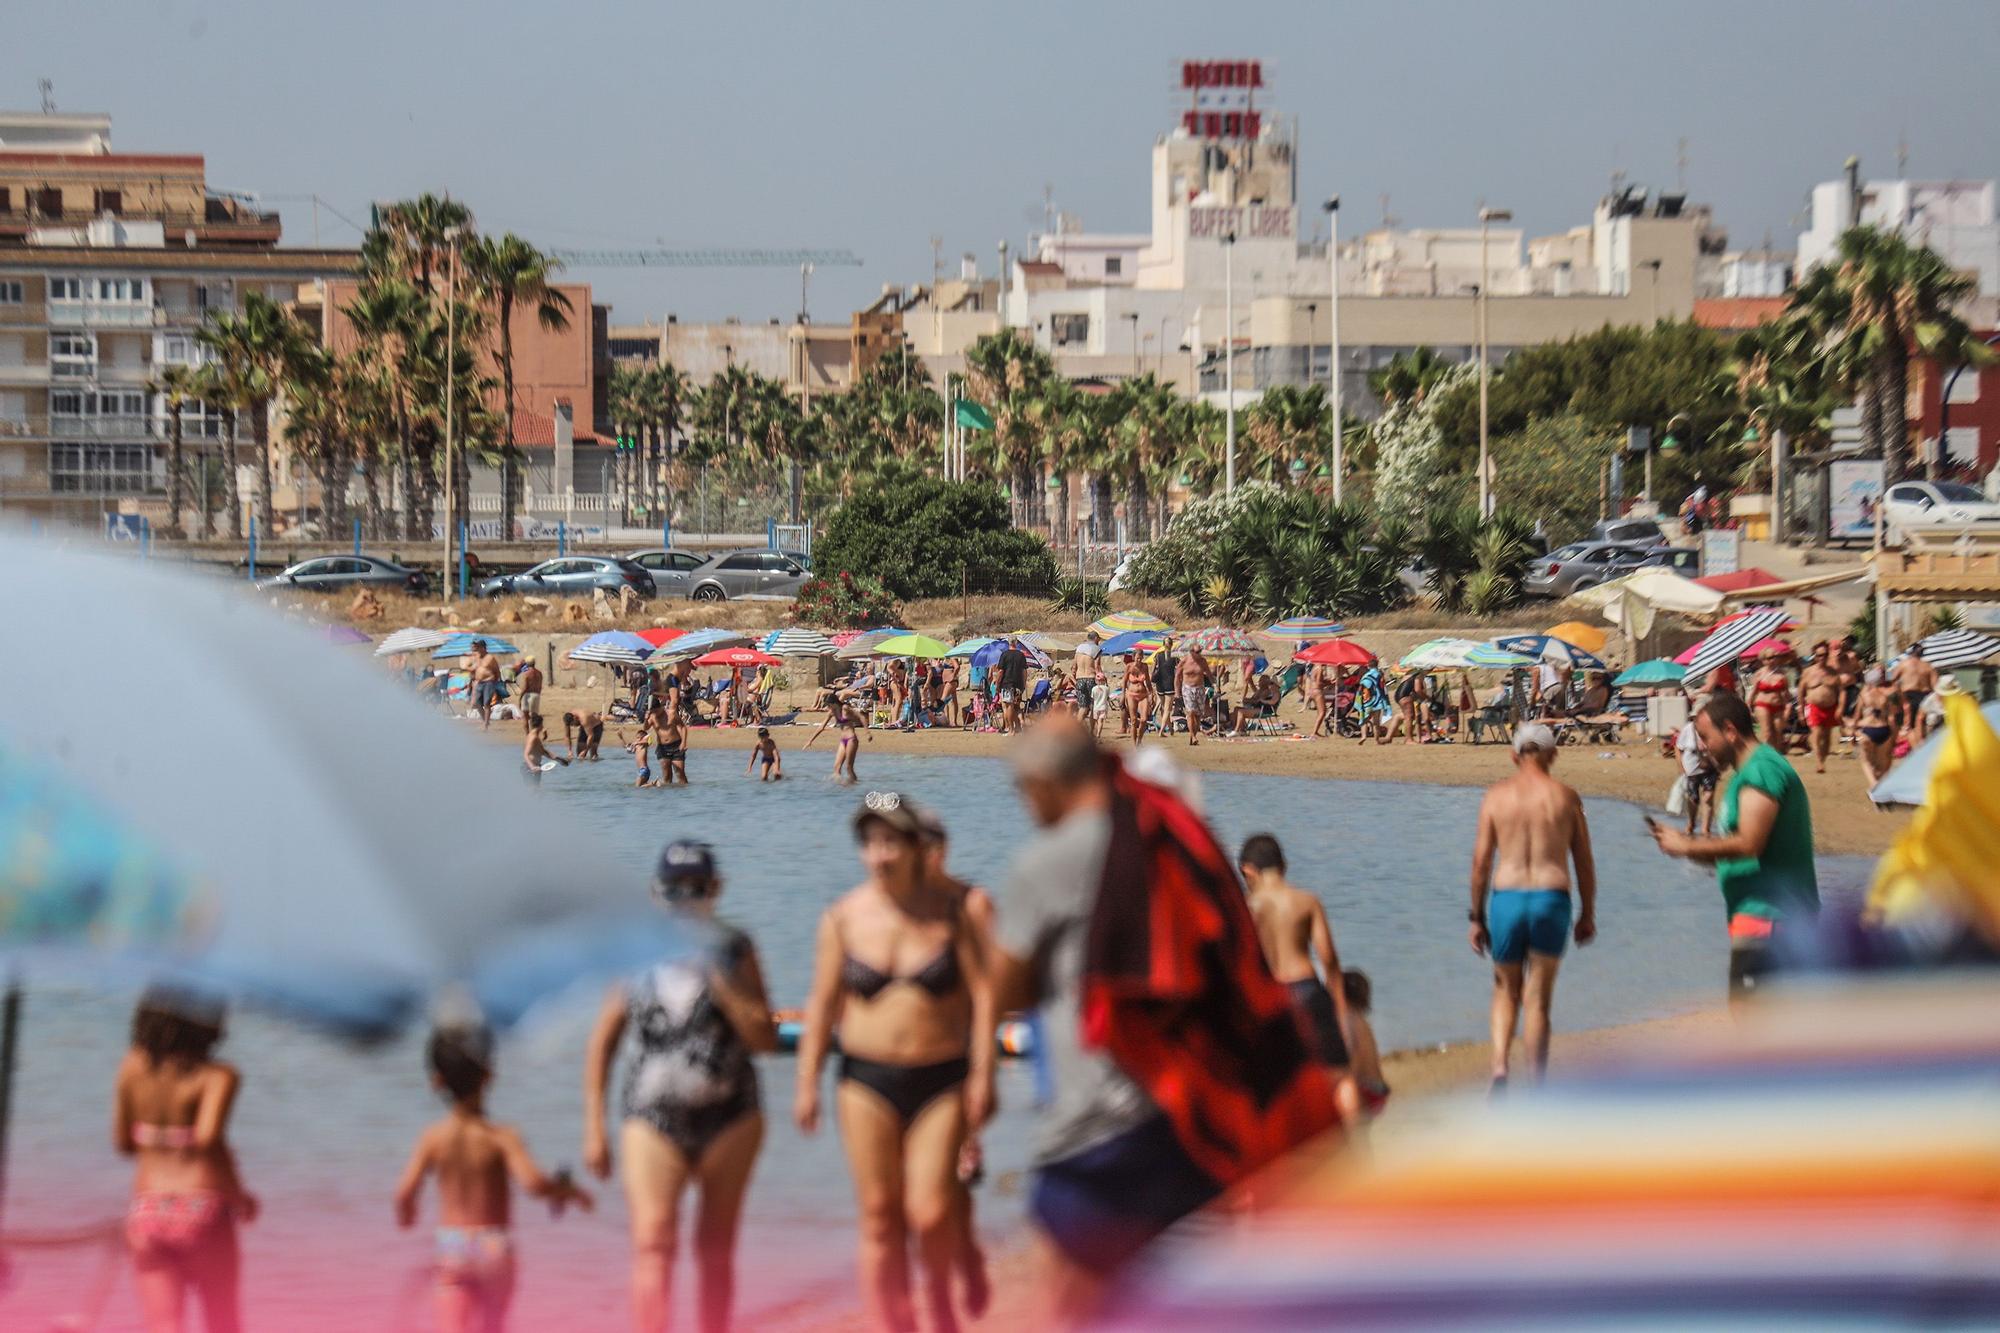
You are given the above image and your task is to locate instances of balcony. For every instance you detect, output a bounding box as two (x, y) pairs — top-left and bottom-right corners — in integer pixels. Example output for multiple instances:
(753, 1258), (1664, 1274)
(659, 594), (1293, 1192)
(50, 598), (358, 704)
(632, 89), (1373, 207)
(46, 300), (164, 329)
(50, 413), (157, 441)
(0, 362), (50, 385)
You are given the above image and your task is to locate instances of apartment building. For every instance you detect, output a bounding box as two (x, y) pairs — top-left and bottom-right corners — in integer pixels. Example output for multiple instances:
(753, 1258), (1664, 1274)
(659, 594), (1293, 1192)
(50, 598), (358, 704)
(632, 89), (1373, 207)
(0, 111), (358, 524)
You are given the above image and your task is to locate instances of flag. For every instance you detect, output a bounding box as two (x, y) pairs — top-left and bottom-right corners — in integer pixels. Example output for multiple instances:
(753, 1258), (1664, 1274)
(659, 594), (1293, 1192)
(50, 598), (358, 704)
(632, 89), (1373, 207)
(953, 399), (994, 431)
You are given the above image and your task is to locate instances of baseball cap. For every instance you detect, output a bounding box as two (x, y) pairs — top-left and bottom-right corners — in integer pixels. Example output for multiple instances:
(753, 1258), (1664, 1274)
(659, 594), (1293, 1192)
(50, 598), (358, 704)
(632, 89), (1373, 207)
(1512, 722), (1558, 754)
(853, 790), (925, 839)
(652, 839), (718, 901)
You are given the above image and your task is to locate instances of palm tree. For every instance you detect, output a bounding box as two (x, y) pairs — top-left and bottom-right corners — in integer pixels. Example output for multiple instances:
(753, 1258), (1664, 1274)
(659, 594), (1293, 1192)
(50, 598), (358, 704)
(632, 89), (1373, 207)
(189, 362), (241, 539)
(650, 362), (692, 519)
(149, 363), (200, 538)
(607, 361), (645, 521)
(1101, 375), (1182, 539)
(1368, 346), (1454, 406)
(374, 194), (475, 298)
(200, 292), (310, 535)
(465, 234), (573, 538)
(1244, 383), (1330, 485)
(963, 329), (1059, 523)
(345, 280), (425, 537)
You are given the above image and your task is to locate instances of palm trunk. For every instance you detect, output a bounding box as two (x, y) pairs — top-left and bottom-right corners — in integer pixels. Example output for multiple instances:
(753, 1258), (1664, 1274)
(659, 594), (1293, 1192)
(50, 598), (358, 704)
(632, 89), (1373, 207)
(1884, 349), (1920, 481)
(1126, 470), (1151, 541)
(363, 443), (385, 540)
(499, 314), (520, 541)
(253, 399), (274, 536)
(223, 408), (243, 540)
(1053, 468), (1072, 545)
(398, 410), (418, 542)
(165, 403), (186, 539)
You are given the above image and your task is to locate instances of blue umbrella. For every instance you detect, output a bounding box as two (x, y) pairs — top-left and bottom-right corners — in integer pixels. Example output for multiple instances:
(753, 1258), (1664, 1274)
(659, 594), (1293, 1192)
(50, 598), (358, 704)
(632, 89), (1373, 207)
(1101, 629), (1167, 657)
(567, 630), (653, 665)
(1615, 659), (1687, 687)
(1493, 634), (1608, 672)
(946, 637), (998, 658)
(1869, 699), (2000, 807)
(0, 536), (696, 1037)
(970, 639), (1050, 669)
(432, 632), (521, 659)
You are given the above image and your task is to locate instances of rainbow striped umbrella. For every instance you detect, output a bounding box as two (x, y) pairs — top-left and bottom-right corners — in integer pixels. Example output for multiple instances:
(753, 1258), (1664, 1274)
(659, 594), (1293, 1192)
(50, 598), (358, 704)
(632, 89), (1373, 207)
(1263, 616), (1347, 642)
(1182, 626), (1263, 657)
(1091, 609), (1173, 636)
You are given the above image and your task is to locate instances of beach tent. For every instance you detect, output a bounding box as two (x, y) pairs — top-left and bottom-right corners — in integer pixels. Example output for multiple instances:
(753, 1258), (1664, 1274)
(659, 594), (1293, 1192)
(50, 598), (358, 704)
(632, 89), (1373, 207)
(1570, 569), (1723, 641)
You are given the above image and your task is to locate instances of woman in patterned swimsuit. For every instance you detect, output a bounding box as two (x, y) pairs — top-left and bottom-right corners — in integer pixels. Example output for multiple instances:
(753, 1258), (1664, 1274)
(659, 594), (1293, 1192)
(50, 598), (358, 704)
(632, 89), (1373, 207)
(583, 841), (777, 1333)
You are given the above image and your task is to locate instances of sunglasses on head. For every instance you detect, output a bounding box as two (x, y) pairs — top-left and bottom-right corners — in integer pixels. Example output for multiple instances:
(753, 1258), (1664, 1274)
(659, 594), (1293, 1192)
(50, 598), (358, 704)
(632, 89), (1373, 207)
(864, 790), (902, 812)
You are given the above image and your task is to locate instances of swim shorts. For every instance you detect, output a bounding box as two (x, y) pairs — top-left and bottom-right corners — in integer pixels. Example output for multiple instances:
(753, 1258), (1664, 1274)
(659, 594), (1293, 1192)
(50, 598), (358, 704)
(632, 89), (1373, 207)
(1030, 1113), (1222, 1275)
(1285, 977), (1351, 1067)
(1485, 889), (1573, 964)
(518, 691), (541, 718)
(1181, 684), (1206, 717)
(473, 680), (501, 710)
(1804, 703), (1837, 729)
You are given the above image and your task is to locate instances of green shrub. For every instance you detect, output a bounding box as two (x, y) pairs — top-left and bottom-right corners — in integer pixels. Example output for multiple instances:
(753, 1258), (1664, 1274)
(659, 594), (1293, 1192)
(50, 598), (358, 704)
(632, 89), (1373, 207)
(813, 465), (1059, 601)
(1048, 577), (1110, 616)
(789, 572), (903, 630)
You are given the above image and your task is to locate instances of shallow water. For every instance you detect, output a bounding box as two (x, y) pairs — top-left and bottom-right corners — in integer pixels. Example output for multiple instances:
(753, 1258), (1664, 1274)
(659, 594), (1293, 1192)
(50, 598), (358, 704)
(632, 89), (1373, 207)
(5, 751), (1867, 1331)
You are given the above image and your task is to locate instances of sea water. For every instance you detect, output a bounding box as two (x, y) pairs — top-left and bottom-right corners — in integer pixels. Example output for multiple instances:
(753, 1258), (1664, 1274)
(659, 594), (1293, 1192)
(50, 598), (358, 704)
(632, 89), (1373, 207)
(4, 752), (1868, 1330)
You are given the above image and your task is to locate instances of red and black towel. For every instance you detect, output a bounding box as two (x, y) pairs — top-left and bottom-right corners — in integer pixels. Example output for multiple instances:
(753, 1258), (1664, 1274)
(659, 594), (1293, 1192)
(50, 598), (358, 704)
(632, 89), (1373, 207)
(1080, 754), (1341, 1186)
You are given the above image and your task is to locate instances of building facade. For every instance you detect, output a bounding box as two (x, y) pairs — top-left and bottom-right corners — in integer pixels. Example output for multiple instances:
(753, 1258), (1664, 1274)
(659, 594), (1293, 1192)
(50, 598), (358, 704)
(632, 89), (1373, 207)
(1798, 175), (2000, 300)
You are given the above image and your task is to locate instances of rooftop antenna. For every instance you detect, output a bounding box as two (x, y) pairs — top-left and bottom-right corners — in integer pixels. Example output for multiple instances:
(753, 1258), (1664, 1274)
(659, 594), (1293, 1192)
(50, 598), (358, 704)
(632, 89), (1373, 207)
(1676, 137), (1690, 193)
(929, 234), (943, 293)
(1377, 193), (1399, 229)
(37, 78), (54, 114)
(1896, 129), (1909, 178)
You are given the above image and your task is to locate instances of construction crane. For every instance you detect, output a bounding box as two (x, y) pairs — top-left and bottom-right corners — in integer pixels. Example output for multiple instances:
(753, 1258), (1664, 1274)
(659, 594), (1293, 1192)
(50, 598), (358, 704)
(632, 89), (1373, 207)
(547, 247), (862, 269)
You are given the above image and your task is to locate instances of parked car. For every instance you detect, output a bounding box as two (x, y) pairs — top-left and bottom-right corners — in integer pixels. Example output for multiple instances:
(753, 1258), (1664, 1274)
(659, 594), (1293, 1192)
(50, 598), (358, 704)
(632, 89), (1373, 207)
(684, 549), (812, 601)
(476, 556), (656, 600)
(622, 547), (711, 597)
(1522, 541), (1647, 599)
(1589, 517), (1667, 547)
(1882, 480), (2000, 542)
(257, 554), (428, 595)
(1633, 545), (1699, 575)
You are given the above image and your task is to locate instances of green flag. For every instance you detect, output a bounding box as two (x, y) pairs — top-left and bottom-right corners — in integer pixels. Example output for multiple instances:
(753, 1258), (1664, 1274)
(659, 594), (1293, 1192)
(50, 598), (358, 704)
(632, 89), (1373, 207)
(953, 398), (995, 431)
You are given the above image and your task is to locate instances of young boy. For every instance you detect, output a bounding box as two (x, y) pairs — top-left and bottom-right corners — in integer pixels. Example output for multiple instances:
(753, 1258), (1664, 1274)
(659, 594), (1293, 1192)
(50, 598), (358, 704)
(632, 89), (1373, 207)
(1677, 704), (1718, 836)
(746, 725), (783, 781)
(1340, 970), (1390, 1120)
(623, 726), (656, 788)
(395, 1023), (592, 1333)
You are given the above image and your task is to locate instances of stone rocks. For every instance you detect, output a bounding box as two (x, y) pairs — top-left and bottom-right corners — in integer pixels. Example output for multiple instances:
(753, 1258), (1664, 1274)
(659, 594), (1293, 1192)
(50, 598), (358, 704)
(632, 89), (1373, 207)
(348, 589), (385, 621)
(562, 601), (590, 625)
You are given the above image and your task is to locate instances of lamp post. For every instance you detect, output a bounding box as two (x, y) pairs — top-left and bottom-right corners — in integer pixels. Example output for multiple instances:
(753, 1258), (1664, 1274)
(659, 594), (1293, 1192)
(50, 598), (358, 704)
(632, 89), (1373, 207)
(1324, 195), (1343, 502)
(1477, 205), (1511, 518)
(1127, 311), (1140, 376)
(440, 223), (463, 598)
(1642, 258), (1663, 325)
(1224, 229), (1237, 493)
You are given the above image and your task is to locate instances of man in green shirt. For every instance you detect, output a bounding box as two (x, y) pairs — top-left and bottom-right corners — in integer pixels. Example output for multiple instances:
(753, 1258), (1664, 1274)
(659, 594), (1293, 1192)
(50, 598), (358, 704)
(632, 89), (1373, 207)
(1650, 690), (1818, 1002)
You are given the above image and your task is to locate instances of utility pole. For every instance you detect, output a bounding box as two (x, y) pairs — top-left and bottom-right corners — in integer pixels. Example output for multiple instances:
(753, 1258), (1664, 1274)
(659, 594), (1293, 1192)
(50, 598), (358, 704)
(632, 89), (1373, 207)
(792, 262), (811, 524)
(1324, 195), (1343, 502)
(1224, 230), (1237, 493)
(1477, 206), (1512, 517)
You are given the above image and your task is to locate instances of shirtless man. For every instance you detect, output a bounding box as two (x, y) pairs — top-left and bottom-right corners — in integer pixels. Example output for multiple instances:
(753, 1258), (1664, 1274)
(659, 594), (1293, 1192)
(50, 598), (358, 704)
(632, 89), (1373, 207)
(514, 661), (544, 735)
(521, 715), (569, 784)
(1121, 653), (1153, 743)
(562, 709), (605, 761)
(466, 640), (504, 729)
(1073, 632), (1104, 703)
(655, 710), (689, 785)
(1237, 834), (1348, 1076)
(1797, 641), (1843, 773)
(1830, 635), (1865, 738)
(1469, 722), (1598, 1087)
(1175, 647), (1212, 746)
(1853, 667), (1899, 788)
(1892, 643), (1939, 743)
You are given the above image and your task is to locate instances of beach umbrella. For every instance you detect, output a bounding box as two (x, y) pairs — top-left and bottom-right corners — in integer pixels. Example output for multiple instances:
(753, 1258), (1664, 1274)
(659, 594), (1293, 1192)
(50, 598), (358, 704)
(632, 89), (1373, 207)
(1680, 606), (1790, 681)
(321, 623), (372, 647)
(1889, 628), (2000, 673)
(1693, 566), (1785, 594)
(1464, 643), (1539, 669)
(1868, 695), (2000, 808)
(431, 632), (520, 659)
(652, 627), (753, 661)
(871, 633), (953, 659)
(635, 627), (686, 648)
(692, 647), (780, 669)
(0, 536), (695, 1037)
(1295, 638), (1374, 667)
(971, 639), (1050, 670)
(1399, 638), (1483, 669)
(945, 636), (998, 658)
(764, 627), (837, 657)
(1614, 658), (1687, 687)
(1492, 634), (1608, 671)
(1100, 629), (1167, 657)
(1090, 609), (1172, 636)
(1714, 605), (1803, 633)
(374, 626), (451, 657)
(567, 630), (654, 666)
(1183, 627), (1263, 657)
(835, 627), (914, 660)
(1542, 621), (1608, 654)
(1007, 630), (1072, 653)
(1571, 569), (1724, 642)
(1262, 616), (1347, 642)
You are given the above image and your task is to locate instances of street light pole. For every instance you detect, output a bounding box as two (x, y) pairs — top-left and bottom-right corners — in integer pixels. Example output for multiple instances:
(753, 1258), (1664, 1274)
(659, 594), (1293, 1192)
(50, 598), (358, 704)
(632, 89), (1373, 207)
(1324, 196), (1342, 502)
(1643, 258), (1662, 325)
(1128, 311), (1140, 376)
(1476, 206), (1511, 518)
(1224, 230), (1237, 493)
(440, 224), (462, 598)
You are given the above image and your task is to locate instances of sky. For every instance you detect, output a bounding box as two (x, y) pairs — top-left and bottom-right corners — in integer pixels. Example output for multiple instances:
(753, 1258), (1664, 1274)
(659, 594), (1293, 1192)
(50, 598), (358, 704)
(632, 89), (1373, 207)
(8, 0), (1998, 325)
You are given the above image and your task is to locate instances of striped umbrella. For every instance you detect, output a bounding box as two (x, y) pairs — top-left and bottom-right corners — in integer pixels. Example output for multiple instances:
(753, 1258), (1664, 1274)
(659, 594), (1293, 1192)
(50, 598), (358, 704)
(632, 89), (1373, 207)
(1263, 616), (1347, 642)
(1681, 607), (1791, 682)
(567, 630), (654, 666)
(1090, 609), (1172, 636)
(764, 627), (837, 657)
(1891, 628), (2000, 672)
(431, 633), (520, 659)
(1465, 643), (1539, 669)
(1400, 637), (1484, 669)
(946, 637), (997, 658)
(1183, 627), (1262, 656)
(692, 647), (780, 669)
(650, 627), (752, 661)
(1493, 634), (1608, 671)
(835, 628), (915, 660)
(1007, 629), (1073, 653)
(374, 626), (451, 657)
(635, 627), (686, 648)
(1101, 629), (1167, 656)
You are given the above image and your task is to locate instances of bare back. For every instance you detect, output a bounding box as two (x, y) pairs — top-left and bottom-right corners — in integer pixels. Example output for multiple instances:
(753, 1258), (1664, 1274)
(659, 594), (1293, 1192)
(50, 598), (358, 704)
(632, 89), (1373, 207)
(418, 1114), (517, 1228)
(116, 1053), (239, 1194)
(1478, 770), (1584, 891)
(1246, 882), (1325, 985)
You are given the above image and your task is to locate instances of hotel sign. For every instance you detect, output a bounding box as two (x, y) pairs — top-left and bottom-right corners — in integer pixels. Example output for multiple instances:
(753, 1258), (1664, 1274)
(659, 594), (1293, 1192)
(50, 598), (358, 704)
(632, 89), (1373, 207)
(1189, 205), (1294, 240)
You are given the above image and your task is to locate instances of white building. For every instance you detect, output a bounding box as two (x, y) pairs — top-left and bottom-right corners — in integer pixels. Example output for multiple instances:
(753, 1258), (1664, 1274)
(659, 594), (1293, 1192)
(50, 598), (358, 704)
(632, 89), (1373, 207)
(1798, 176), (2000, 298)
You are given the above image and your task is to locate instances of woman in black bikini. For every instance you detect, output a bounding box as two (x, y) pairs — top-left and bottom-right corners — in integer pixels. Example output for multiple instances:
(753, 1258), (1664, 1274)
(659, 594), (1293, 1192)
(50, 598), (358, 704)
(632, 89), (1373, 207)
(1854, 667), (1899, 789)
(583, 841), (776, 1333)
(795, 793), (996, 1333)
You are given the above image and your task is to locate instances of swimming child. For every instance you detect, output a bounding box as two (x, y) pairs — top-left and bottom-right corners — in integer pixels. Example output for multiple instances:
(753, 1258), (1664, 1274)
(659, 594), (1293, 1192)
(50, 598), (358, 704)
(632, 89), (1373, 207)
(395, 1021), (593, 1333)
(746, 726), (783, 781)
(1339, 970), (1390, 1120)
(624, 727), (657, 788)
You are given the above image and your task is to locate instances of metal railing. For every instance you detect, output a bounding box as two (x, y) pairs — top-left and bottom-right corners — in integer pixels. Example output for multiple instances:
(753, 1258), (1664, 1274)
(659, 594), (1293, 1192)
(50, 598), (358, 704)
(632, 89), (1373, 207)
(46, 300), (164, 329)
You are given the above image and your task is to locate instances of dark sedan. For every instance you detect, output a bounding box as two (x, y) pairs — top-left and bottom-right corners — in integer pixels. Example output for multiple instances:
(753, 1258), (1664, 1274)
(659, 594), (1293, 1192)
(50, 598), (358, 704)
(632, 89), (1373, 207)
(476, 556), (656, 600)
(257, 554), (429, 595)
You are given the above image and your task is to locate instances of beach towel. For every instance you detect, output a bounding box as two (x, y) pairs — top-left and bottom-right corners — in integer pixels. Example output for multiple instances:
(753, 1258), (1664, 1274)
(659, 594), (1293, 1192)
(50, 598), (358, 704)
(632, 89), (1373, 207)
(1080, 753), (1341, 1186)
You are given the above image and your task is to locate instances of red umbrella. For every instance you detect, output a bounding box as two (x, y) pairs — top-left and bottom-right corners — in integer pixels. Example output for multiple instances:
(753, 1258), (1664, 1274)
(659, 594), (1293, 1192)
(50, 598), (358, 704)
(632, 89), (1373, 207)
(635, 627), (686, 648)
(1295, 638), (1374, 667)
(692, 647), (779, 669)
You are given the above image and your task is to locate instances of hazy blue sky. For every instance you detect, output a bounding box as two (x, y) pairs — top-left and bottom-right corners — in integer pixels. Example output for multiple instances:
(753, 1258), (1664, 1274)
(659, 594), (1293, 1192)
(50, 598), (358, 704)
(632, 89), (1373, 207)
(9, 0), (1997, 323)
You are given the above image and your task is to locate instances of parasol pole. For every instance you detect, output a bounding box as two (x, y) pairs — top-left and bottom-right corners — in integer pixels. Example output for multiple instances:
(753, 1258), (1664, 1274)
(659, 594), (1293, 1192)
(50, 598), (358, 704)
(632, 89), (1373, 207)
(0, 975), (20, 1238)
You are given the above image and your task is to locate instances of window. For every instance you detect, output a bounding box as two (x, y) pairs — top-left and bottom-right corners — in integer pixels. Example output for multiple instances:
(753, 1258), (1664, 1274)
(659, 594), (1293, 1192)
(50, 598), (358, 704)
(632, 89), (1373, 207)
(93, 189), (122, 215)
(51, 390), (87, 416)
(1934, 482), (1985, 503)
(48, 442), (157, 493)
(668, 552), (704, 571)
(1051, 313), (1089, 346)
(159, 335), (202, 365)
(34, 188), (61, 218)
(96, 278), (145, 302)
(51, 332), (95, 378)
(0, 188), (11, 214)
(1104, 256), (1123, 277)
(1888, 485), (1930, 507)
(719, 554), (760, 570)
(49, 277), (82, 301)
(0, 281), (21, 304)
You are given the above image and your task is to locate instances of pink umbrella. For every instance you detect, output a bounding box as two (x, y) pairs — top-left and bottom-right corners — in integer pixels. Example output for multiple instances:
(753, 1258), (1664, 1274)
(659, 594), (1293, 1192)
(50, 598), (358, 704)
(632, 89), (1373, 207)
(692, 647), (780, 669)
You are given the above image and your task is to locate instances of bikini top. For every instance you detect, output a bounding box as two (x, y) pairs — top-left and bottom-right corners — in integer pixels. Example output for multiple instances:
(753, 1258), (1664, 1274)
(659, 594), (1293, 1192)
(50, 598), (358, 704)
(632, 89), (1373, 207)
(840, 943), (961, 1001)
(1754, 675), (1787, 695)
(132, 1122), (196, 1150)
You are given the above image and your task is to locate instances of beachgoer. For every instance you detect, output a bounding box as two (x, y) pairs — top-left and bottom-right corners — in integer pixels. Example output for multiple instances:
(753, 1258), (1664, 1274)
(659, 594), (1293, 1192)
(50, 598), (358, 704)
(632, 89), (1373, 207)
(996, 639), (1030, 735)
(397, 1022), (593, 1333)
(1831, 635), (1865, 737)
(1749, 650), (1791, 748)
(1573, 670), (1612, 718)
(806, 697), (866, 784)
(1176, 648), (1211, 747)
(1227, 668), (1280, 738)
(1339, 971), (1389, 1120)
(584, 842), (776, 1333)
(624, 725), (656, 788)
(1120, 653), (1153, 743)
(514, 661), (543, 735)
(746, 726), (782, 781)
(795, 794), (996, 1333)
(563, 710), (606, 761)
(1150, 640), (1178, 735)
(1650, 691), (1819, 1004)
(116, 988), (256, 1333)
(522, 716), (568, 785)
(1469, 722), (1598, 1087)
(989, 723), (1221, 1328)
(1854, 668), (1898, 788)
(1798, 641), (1842, 773)
(936, 658), (961, 729)
(656, 711), (689, 786)
(1892, 643), (1938, 743)
(1677, 703), (1719, 836)
(1072, 632), (1102, 704)
(1356, 659), (1393, 746)
(467, 640), (504, 729)
(1236, 834), (1349, 1075)
(1390, 669), (1426, 744)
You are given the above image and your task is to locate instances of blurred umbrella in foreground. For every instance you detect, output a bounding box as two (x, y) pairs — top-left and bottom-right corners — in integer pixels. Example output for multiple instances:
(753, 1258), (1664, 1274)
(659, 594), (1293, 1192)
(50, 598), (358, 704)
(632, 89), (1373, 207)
(0, 533), (689, 1036)
(1868, 690), (2000, 943)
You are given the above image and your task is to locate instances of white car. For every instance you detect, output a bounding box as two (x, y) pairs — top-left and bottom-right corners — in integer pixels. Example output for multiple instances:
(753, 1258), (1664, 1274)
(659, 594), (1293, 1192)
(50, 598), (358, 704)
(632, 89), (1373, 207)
(1882, 480), (2000, 542)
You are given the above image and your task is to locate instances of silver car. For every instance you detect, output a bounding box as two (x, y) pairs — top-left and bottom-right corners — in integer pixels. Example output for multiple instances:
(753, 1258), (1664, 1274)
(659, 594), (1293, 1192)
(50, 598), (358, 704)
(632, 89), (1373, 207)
(1523, 541), (1646, 599)
(685, 549), (811, 601)
(257, 554), (429, 595)
(476, 556), (657, 600)
(622, 548), (710, 597)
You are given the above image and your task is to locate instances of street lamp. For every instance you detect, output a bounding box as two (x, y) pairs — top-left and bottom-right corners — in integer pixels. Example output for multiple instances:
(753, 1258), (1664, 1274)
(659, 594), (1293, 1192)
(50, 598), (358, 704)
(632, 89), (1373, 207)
(1127, 311), (1140, 376)
(1641, 258), (1663, 325)
(440, 223), (464, 597)
(1224, 229), (1237, 493)
(1477, 205), (1511, 518)
(1324, 195), (1343, 502)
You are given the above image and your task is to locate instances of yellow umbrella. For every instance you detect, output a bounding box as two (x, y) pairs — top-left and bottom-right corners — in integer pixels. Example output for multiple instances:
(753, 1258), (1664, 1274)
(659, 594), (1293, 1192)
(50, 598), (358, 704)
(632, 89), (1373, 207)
(1869, 691), (2000, 937)
(1544, 621), (1608, 654)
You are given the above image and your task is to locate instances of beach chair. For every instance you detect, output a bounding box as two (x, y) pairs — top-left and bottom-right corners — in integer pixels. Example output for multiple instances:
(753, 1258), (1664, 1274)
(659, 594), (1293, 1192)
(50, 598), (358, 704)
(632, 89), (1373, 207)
(1026, 679), (1053, 714)
(1467, 698), (1512, 745)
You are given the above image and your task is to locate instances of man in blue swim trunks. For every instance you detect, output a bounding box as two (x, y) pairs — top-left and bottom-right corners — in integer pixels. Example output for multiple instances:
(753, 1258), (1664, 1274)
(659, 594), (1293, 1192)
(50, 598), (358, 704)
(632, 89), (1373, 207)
(1469, 721), (1598, 1088)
